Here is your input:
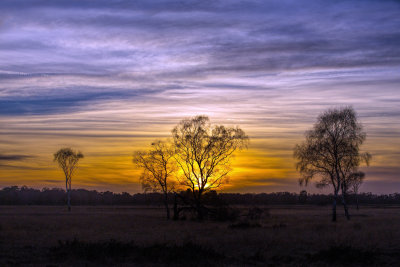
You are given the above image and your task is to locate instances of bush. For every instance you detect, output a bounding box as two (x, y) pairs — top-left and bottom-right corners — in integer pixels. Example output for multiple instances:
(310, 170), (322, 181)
(246, 206), (265, 220)
(208, 206), (240, 222)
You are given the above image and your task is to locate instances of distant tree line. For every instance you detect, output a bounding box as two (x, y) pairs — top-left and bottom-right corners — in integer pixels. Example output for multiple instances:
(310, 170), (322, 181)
(1, 186), (399, 206)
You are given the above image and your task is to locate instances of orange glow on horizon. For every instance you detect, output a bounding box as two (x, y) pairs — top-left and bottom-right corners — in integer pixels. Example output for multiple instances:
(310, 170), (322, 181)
(0, 114), (386, 194)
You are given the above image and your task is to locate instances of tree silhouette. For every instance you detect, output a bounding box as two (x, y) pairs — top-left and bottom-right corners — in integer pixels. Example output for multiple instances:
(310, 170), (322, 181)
(172, 115), (248, 220)
(133, 140), (176, 219)
(294, 107), (370, 221)
(54, 148), (84, 211)
(346, 171), (365, 210)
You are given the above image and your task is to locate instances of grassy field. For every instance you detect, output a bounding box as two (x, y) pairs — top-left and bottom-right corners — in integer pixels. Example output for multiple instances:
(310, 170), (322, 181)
(0, 205), (399, 266)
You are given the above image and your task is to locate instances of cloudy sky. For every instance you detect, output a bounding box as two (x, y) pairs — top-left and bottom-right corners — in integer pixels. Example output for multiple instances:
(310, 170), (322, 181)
(0, 0), (399, 193)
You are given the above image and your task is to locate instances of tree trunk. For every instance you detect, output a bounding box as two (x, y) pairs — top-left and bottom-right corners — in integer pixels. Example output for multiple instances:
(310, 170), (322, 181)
(173, 193), (179, 220)
(195, 195), (203, 221)
(356, 195), (359, 210)
(332, 192), (337, 222)
(196, 202), (203, 221)
(65, 176), (71, 212)
(342, 199), (350, 220)
(164, 193), (170, 220)
(193, 190), (204, 221)
(67, 188), (71, 212)
(341, 191), (350, 220)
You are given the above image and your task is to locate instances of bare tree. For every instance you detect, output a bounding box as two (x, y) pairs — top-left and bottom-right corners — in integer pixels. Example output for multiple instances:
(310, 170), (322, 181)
(294, 107), (370, 221)
(133, 140), (176, 219)
(346, 171), (365, 210)
(172, 115), (248, 220)
(54, 148), (84, 211)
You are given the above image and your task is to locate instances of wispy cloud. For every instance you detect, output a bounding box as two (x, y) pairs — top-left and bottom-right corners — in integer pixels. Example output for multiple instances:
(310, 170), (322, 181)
(0, 154), (33, 161)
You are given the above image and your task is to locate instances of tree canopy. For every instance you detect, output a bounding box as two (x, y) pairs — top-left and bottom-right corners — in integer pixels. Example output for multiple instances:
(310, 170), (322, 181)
(54, 147), (84, 211)
(133, 140), (176, 219)
(294, 107), (370, 221)
(172, 115), (249, 219)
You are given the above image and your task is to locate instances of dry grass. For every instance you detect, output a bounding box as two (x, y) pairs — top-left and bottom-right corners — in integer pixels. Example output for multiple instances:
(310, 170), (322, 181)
(0, 205), (399, 266)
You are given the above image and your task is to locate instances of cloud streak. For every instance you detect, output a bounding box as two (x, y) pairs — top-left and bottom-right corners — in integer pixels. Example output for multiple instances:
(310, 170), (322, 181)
(0, 154), (33, 161)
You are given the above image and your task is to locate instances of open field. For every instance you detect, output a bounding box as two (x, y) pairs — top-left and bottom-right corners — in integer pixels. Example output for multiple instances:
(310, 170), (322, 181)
(1, 205), (400, 266)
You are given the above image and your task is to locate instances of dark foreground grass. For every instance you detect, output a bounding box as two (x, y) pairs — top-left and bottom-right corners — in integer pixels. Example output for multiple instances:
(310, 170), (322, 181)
(1, 205), (400, 266)
(308, 245), (377, 264)
(50, 239), (225, 265)
(229, 221), (262, 229)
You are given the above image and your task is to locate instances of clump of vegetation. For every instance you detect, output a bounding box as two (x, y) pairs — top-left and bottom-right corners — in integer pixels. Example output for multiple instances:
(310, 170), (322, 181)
(246, 206), (265, 220)
(203, 191), (241, 221)
(172, 189), (241, 221)
(208, 205), (241, 222)
(229, 206), (269, 229)
(228, 206), (267, 228)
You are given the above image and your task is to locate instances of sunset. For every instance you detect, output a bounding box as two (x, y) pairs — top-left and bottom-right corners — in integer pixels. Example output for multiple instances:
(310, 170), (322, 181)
(1, 1), (399, 266)
(1, 0), (399, 194)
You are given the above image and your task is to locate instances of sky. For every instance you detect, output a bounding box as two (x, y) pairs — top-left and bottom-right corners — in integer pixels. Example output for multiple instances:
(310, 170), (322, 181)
(0, 0), (399, 194)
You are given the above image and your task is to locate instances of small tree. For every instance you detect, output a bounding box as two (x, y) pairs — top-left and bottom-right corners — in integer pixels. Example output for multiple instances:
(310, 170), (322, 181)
(133, 140), (176, 219)
(172, 115), (248, 220)
(294, 107), (370, 221)
(346, 171), (365, 210)
(54, 148), (84, 211)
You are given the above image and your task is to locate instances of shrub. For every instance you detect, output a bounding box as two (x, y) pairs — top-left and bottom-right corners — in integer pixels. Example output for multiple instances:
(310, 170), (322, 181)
(208, 206), (240, 222)
(246, 206), (264, 220)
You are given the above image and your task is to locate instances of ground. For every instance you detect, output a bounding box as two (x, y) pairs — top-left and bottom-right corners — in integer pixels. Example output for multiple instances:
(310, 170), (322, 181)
(0, 205), (399, 266)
